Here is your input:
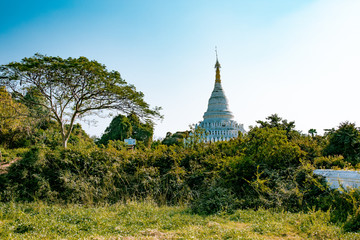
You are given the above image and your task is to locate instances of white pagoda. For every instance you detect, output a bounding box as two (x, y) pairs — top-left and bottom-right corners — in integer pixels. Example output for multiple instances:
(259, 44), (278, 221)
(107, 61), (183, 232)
(197, 54), (245, 142)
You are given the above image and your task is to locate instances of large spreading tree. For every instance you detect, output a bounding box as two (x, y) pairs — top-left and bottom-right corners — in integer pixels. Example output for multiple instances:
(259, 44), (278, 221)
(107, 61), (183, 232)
(0, 54), (161, 148)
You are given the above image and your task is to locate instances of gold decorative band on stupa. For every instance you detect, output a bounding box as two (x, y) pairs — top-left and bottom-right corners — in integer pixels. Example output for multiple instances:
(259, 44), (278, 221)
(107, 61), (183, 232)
(215, 63), (221, 83)
(215, 47), (221, 83)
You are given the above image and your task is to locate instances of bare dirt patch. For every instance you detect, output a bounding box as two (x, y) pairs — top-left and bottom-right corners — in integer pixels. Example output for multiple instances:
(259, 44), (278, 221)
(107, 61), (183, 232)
(139, 229), (177, 239)
(0, 158), (18, 174)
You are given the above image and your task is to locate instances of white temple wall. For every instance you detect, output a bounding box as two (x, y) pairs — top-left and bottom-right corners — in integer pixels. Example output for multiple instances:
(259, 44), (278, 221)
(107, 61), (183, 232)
(313, 169), (360, 190)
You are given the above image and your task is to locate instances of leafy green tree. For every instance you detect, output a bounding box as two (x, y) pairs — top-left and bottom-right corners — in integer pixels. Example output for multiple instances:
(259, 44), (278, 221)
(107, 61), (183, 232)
(324, 122), (360, 165)
(1, 54), (161, 148)
(98, 113), (154, 147)
(127, 113), (154, 146)
(245, 126), (305, 169)
(256, 114), (297, 139)
(162, 131), (190, 146)
(308, 129), (317, 137)
(0, 86), (30, 148)
(21, 86), (50, 126)
(98, 115), (132, 145)
(291, 134), (324, 161)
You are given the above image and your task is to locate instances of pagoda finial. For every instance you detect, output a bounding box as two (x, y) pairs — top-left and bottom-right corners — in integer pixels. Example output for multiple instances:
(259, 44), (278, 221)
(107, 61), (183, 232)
(215, 47), (221, 83)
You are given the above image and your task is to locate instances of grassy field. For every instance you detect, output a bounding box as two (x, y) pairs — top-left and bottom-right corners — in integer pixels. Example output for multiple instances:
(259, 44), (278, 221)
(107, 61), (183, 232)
(0, 201), (359, 240)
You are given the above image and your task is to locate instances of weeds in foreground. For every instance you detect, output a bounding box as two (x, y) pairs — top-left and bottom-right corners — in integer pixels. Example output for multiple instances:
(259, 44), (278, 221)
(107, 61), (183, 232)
(0, 201), (359, 240)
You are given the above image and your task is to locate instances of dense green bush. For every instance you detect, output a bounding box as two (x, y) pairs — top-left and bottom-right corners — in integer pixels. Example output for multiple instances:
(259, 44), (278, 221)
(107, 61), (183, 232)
(291, 135), (325, 161)
(324, 122), (360, 165)
(2, 115), (360, 233)
(0, 123), (338, 209)
(190, 184), (237, 215)
(2, 144), (193, 204)
(343, 208), (360, 232)
(245, 127), (305, 170)
(332, 188), (360, 232)
(0, 147), (27, 164)
(162, 131), (189, 146)
(3, 147), (57, 202)
(313, 155), (351, 169)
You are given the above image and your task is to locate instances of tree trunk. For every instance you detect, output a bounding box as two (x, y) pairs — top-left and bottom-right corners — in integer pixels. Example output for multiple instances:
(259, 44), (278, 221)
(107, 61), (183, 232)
(61, 122), (74, 149)
(60, 123), (68, 149)
(62, 137), (68, 148)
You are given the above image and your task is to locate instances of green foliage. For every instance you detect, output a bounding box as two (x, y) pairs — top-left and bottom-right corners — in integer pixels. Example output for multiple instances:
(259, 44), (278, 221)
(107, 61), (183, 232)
(21, 86), (50, 125)
(98, 115), (132, 145)
(162, 131), (190, 146)
(221, 155), (257, 197)
(245, 126), (305, 169)
(184, 125), (208, 149)
(128, 113), (154, 146)
(191, 184), (237, 215)
(291, 134), (325, 161)
(256, 113), (298, 139)
(1, 54), (161, 148)
(2, 144), (190, 204)
(343, 207), (360, 232)
(98, 113), (154, 147)
(3, 147), (57, 202)
(313, 155), (351, 169)
(1, 201), (359, 239)
(308, 128), (317, 137)
(324, 122), (360, 165)
(29, 121), (94, 150)
(333, 188), (360, 232)
(0, 147), (28, 164)
(0, 86), (30, 148)
(3, 113), (360, 234)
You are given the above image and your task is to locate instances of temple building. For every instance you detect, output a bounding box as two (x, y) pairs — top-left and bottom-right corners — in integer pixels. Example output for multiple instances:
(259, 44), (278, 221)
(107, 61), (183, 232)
(197, 54), (246, 142)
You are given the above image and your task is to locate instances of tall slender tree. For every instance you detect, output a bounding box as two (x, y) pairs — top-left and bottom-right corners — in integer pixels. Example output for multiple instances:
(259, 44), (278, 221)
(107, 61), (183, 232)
(308, 129), (317, 137)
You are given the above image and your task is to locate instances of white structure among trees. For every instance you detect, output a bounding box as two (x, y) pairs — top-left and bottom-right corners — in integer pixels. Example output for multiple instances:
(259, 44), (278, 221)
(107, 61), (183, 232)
(313, 169), (360, 190)
(197, 54), (245, 142)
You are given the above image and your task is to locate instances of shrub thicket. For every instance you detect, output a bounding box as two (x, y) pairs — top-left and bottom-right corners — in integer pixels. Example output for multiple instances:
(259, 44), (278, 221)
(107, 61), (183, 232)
(1, 116), (360, 232)
(0, 127), (333, 209)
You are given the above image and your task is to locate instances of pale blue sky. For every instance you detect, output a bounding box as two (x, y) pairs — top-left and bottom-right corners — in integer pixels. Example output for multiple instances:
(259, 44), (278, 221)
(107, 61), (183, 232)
(1, 0), (360, 138)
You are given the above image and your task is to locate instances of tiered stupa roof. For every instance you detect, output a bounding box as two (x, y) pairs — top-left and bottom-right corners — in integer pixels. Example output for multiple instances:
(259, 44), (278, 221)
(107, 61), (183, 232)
(198, 52), (245, 142)
(203, 58), (234, 121)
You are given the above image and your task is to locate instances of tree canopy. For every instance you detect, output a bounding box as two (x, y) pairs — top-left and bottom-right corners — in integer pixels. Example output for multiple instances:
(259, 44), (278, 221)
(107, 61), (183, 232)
(97, 113), (154, 147)
(256, 113), (297, 139)
(162, 131), (190, 146)
(0, 86), (29, 147)
(324, 121), (360, 165)
(0, 54), (161, 148)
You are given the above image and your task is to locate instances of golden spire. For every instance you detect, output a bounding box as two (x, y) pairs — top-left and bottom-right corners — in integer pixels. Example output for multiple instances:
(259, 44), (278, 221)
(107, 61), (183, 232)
(215, 47), (221, 83)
